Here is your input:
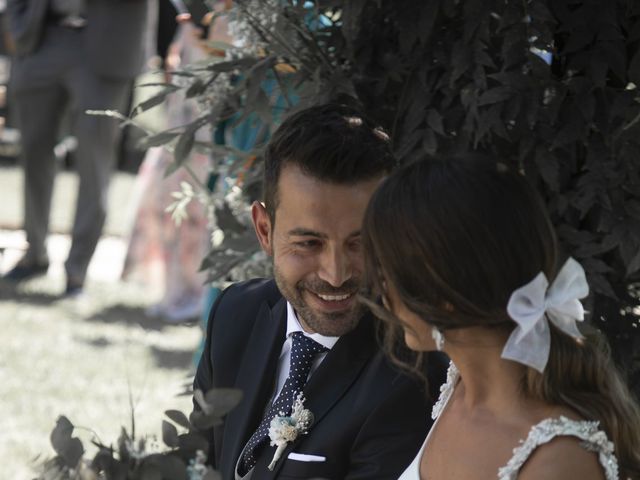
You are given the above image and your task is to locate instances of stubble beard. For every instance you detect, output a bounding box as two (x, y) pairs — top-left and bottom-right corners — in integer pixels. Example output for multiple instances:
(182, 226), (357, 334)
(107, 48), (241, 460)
(273, 264), (364, 337)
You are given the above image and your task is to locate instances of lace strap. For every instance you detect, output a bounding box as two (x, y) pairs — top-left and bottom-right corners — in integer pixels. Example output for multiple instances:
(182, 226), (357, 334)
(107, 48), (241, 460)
(497, 416), (619, 480)
(431, 362), (459, 420)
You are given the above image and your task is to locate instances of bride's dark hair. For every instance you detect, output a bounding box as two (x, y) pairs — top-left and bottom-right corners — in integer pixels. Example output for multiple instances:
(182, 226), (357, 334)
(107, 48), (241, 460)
(361, 156), (640, 478)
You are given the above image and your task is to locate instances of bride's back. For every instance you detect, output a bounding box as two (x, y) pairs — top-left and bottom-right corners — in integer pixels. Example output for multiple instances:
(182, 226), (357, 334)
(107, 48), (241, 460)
(421, 366), (609, 480)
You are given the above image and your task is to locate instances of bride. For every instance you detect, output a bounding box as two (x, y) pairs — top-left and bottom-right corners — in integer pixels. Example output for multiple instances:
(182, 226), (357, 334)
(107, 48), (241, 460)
(361, 156), (640, 479)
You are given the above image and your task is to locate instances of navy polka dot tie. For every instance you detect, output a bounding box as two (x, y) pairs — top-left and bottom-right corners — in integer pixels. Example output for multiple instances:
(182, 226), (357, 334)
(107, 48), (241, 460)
(238, 332), (328, 475)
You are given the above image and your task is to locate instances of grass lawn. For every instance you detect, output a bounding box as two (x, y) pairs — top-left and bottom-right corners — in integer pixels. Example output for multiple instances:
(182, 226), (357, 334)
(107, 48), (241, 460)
(0, 276), (202, 479)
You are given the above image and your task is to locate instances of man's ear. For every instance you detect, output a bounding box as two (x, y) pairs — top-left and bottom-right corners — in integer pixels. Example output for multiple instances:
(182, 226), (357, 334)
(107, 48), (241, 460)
(251, 201), (273, 256)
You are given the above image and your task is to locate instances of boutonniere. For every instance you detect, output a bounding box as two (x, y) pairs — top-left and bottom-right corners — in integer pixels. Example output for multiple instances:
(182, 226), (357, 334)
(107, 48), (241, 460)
(267, 392), (314, 470)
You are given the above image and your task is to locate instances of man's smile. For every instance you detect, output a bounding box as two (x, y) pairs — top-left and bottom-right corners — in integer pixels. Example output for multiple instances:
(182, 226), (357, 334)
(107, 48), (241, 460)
(316, 292), (352, 301)
(306, 289), (356, 311)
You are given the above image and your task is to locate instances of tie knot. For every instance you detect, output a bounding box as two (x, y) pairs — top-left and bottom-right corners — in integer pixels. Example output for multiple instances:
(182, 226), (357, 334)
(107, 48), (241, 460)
(290, 331), (328, 358)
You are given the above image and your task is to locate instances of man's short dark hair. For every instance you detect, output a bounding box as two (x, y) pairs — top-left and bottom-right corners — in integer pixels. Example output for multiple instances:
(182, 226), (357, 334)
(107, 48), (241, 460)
(263, 103), (397, 222)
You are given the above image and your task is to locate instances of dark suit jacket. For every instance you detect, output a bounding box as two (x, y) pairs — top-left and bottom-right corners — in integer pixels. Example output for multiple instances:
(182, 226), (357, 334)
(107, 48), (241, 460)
(194, 279), (448, 480)
(6, 0), (148, 79)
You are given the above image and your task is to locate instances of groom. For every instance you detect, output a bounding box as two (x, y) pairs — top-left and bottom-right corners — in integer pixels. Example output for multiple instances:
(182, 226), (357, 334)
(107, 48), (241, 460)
(194, 104), (447, 479)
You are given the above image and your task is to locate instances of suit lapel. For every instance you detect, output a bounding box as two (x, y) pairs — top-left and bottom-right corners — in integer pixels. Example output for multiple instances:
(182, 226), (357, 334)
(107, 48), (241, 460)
(220, 298), (287, 480)
(266, 316), (377, 477)
(303, 316), (375, 424)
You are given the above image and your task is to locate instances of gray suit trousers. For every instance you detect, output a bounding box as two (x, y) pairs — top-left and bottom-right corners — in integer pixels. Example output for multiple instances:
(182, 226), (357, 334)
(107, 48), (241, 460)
(11, 24), (131, 284)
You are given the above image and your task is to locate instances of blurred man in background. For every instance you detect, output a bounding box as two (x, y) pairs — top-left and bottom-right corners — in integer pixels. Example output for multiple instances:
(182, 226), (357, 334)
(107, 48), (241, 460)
(4, 0), (149, 296)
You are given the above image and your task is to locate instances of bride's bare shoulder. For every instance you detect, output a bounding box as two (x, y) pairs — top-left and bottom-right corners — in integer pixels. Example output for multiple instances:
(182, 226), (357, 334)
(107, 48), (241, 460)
(517, 435), (605, 480)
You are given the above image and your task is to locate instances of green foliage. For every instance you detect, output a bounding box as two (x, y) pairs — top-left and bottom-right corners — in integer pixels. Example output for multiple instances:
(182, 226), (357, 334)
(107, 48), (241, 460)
(329, 0), (640, 387)
(36, 388), (241, 479)
(134, 0), (640, 388)
(327, 0), (640, 314)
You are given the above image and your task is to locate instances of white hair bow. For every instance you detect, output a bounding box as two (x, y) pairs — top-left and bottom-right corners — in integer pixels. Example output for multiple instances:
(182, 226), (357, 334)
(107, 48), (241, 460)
(501, 257), (589, 373)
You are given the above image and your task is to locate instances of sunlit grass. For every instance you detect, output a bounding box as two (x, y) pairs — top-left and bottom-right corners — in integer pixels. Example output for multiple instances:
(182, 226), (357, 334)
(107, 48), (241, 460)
(0, 279), (201, 478)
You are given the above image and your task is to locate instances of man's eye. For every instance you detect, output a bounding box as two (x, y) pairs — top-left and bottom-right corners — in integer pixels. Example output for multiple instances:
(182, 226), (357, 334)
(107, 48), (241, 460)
(295, 240), (320, 248)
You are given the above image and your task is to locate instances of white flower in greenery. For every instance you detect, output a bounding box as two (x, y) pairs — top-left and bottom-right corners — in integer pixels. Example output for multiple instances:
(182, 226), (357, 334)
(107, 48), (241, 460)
(187, 450), (212, 480)
(267, 392), (314, 470)
(165, 181), (196, 226)
(123, 436), (161, 461)
(210, 228), (225, 248)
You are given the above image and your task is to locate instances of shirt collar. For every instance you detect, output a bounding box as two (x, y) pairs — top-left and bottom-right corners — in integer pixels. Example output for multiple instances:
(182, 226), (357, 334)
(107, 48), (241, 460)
(286, 302), (340, 350)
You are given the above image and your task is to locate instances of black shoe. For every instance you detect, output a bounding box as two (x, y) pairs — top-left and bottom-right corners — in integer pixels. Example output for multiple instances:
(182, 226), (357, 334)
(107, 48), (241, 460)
(63, 280), (84, 298)
(4, 260), (49, 281)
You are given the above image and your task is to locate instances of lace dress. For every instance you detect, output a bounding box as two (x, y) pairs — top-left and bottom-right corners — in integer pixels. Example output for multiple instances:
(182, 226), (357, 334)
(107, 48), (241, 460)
(398, 363), (619, 480)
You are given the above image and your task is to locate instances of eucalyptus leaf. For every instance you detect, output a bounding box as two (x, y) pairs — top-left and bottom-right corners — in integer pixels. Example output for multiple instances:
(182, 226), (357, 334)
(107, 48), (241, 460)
(162, 420), (180, 448)
(192, 141), (246, 158)
(589, 273), (617, 299)
(174, 129), (196, 166)
(203, 388), (243, 417)
(163, 159), (181, 179)
(50, 416), (74, 454)
(60, 437), (84, 468)
(49, 418), (85, 468)
(117, 426), (131, 463)
(165, 410), (192, 430)
(178, 432), (209, 453)
(91, 448), (117, 472)
(206, 57), (260, 73)
(137, 131), (180, 150)
(204, 40), (235, 51)
(534, 147), (559, 191)
(215, 202), (248, 235)
(131, 86), (180, 117)
(186, 79), (207, 99)
(189, 410), (224, 430)
(477, 87), (512, 106)
(626, 249), (640, 277)
(202, 253), (251, 283)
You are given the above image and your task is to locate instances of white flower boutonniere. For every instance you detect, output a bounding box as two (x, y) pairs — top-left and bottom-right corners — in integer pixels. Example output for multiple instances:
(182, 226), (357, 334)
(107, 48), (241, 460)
(267, 392), (314, 470)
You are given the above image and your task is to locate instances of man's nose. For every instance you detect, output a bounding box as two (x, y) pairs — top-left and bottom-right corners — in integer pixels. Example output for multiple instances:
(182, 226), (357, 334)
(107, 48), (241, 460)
(317, 247), (352, 288)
